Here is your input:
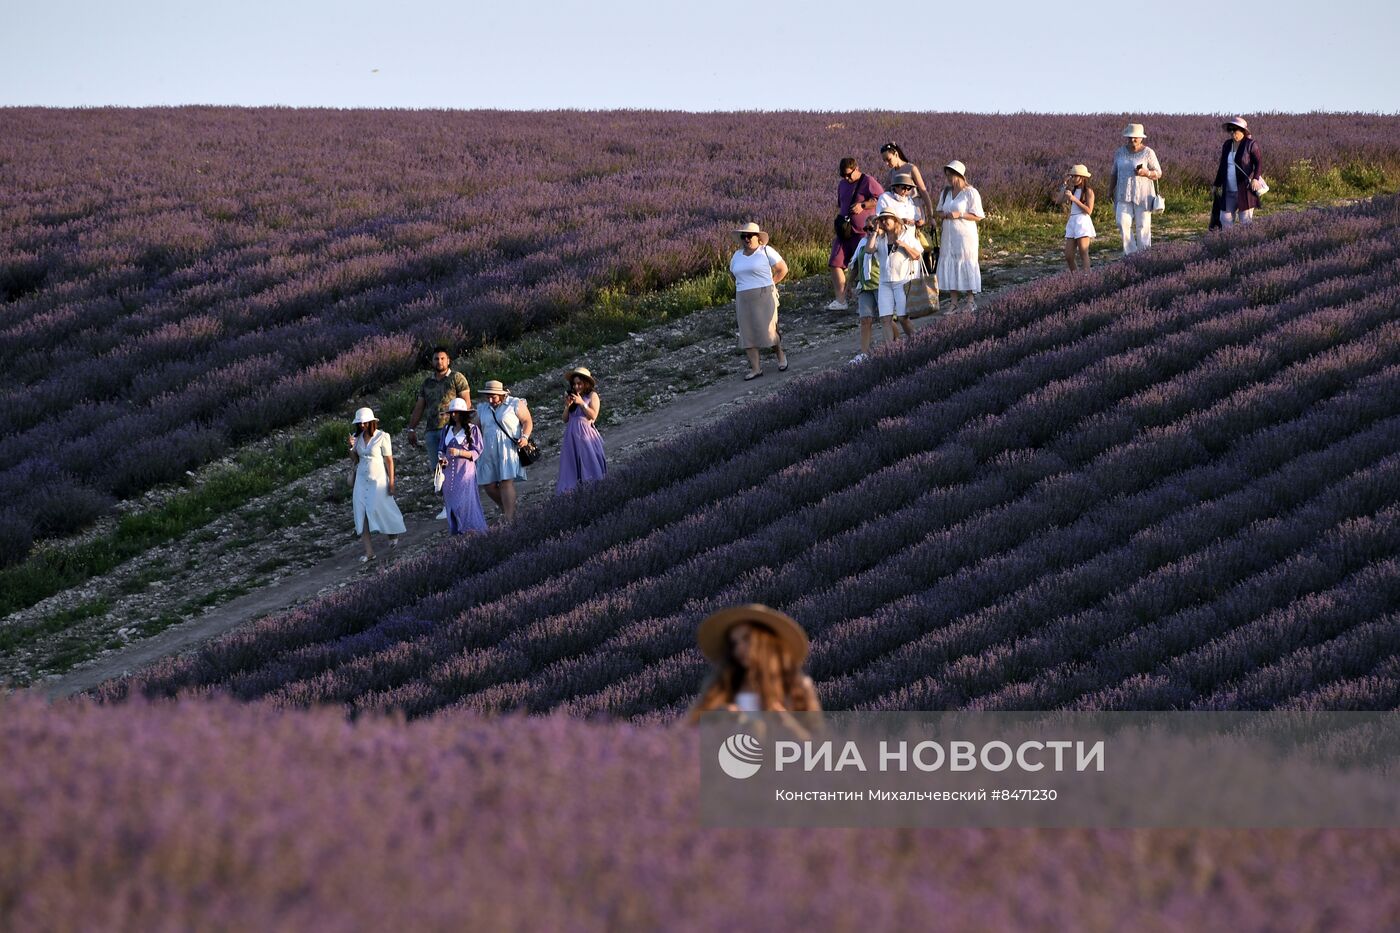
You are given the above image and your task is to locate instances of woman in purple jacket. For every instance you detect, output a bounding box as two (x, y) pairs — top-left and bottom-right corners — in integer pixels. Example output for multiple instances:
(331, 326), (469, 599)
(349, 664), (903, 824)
(1210, 117), (1263, 231)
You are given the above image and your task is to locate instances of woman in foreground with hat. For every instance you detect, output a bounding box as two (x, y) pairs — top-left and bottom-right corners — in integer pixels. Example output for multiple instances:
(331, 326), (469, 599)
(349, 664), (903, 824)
(728, 222), (789, 381)
(1108, 123), (1163, 254)
(348, 406), (406, 563)
(556, 367), (607, 494)
(688, 604), (822, 728)
(1211, 117), (1263, 231)
(1055, 164), (1097, 272)
(438, 398), (487, 535)
(475, 380), (533, 523)
(934, 160), (985, 313)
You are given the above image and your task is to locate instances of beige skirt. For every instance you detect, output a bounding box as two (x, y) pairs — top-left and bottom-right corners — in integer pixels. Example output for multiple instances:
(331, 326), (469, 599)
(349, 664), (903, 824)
(735, 285), (779, 349)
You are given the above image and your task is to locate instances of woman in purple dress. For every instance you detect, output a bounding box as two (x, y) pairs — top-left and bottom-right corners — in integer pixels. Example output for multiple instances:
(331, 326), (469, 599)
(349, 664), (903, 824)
(438, 398), (487, 534)
(556, 367), (607, 495)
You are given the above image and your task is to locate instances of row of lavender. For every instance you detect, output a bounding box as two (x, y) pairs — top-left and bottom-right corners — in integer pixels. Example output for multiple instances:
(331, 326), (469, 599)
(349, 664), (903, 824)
(6, 696), (1395, 931)
(100, 195), (1400, 714)
(3, 110), (1400, 564)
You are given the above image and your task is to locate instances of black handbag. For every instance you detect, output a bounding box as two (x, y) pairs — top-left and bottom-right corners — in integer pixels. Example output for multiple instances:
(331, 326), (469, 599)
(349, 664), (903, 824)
(489, 403), (540, 466)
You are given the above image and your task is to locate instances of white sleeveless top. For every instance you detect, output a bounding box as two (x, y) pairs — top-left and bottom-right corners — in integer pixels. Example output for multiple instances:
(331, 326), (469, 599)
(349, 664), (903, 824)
(734, 690), (761, 712)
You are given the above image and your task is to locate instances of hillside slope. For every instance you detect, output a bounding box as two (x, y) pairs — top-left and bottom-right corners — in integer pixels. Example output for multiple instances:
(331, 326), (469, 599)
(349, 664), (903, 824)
(101, 195), (1400, 717)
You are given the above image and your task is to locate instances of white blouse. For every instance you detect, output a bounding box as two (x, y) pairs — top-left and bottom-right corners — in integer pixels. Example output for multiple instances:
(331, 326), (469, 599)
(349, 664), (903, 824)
(1113, 146), (1163, 206)
(869, 226), (923, 283)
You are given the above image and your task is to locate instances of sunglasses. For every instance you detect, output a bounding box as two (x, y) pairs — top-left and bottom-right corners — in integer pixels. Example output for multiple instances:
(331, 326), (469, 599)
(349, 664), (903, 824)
(738, 232), (758, 239)
(894, 185), (914, 192)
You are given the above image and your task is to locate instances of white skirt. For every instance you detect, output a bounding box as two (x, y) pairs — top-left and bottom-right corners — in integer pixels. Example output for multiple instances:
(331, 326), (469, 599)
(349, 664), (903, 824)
(1065, 213), (1097, 239)
(937, 220), (981, 292)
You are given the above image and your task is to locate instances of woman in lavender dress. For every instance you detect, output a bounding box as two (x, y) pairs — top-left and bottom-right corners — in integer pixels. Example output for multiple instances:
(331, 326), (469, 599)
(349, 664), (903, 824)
(555, 367), (607, 495)
(438, 398), (487, 534)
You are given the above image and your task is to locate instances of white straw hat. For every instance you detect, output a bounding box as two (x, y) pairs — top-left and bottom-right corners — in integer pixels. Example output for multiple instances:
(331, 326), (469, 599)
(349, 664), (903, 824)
(943, 159), (967, 178)
(1223, 116), (1249, 132)
(351, 407), (376, 424)
(1068, 163), (1092, 178)
(477, 380), (508, 395)
(447, 398), (470, 413)
(1122, 123), (1146, 138)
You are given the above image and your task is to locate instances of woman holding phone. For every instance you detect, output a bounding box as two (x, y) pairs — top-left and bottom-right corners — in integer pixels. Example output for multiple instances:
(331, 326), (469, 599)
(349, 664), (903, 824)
(1108, 123), (1163, 254)
(1056, 164), (1096, 272)
(556, 367), (607, 494)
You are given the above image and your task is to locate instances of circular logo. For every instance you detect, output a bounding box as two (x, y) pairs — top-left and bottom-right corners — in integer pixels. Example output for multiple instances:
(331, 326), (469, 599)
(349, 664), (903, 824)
(718, 733), (764, 779)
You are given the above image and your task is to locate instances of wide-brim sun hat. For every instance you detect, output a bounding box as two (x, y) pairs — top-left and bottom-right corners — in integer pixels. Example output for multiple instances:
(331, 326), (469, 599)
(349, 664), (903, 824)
(875, 209), (902, 221)
(1069, 164), (1092, 178)
(890, 172), (916, 188)
(352, 407), (376, 424)
(697, 604), (810, 665)
(565, 367), (596, 388)
(943, 160), (967, 178)
(734, 222), (771, 246)
(447, 397), (471, 413)
(477, 380), (508, 396)
(1223, 116), (1250, 132)
(1122, 123), (1147, 138)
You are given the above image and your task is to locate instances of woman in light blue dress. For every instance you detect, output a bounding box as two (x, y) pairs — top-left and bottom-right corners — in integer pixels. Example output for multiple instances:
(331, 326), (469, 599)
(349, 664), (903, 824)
(475, 379), (533, 523)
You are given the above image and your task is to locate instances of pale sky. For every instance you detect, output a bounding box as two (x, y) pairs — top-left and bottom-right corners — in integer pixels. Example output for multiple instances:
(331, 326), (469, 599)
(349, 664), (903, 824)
(2, 0), (1397, 112)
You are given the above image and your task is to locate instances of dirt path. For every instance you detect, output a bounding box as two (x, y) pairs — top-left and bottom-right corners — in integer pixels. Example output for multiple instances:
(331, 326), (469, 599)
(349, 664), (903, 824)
(25, 224), (1194, 698)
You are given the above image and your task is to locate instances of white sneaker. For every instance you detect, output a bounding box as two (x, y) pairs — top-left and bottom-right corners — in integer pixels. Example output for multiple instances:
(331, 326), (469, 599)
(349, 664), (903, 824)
(848, 353), (868, 364)
(825, 298), (849, 311)
(435, 507), (448, 520)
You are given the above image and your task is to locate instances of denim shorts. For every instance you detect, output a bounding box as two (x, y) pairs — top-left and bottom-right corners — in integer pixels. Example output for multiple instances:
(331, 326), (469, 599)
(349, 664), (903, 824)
(856, 290), (878, 319)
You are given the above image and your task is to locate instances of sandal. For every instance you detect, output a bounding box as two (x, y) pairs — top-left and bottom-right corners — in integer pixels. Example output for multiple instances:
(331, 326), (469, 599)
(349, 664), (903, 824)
(359, 554), (376, 564)
(744, 370), (764, 381)
(777, 359), (789, 372)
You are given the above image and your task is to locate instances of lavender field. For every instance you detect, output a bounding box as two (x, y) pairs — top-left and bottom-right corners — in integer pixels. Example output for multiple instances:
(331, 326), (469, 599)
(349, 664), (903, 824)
(98, 194), (1400, 717)
(3, 109), (1400, 565)
(2, 695), (1397, 932)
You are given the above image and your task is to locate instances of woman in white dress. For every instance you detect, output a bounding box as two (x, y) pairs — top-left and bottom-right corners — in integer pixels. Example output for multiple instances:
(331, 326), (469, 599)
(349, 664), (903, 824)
(349, 406), (406, 563)
(934, 160), (986, 314)
(1055, 163), (1097, 272)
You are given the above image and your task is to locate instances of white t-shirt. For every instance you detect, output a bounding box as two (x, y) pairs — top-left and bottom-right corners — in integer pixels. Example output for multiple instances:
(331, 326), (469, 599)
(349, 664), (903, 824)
(729, 245), (783, 291)
(876, 191), (920, 224)
(871, 227), (923, 283)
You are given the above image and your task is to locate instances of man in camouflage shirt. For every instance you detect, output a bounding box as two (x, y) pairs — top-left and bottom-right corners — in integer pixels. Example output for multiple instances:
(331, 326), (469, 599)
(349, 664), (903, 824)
(407, 346), (472, 517)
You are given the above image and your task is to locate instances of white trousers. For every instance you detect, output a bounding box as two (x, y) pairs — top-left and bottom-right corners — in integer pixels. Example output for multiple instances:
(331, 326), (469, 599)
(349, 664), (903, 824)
(1116, 202), (1152, 254)
(1219, 192), (1254, 229)
(877, 278), (909, 318)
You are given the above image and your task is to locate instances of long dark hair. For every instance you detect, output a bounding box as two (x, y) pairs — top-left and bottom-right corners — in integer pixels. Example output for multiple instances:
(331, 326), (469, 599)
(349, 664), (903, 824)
(448, 409), (474, 429)
(880, 141), (908, 162)
(356, 419), (379, 438)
